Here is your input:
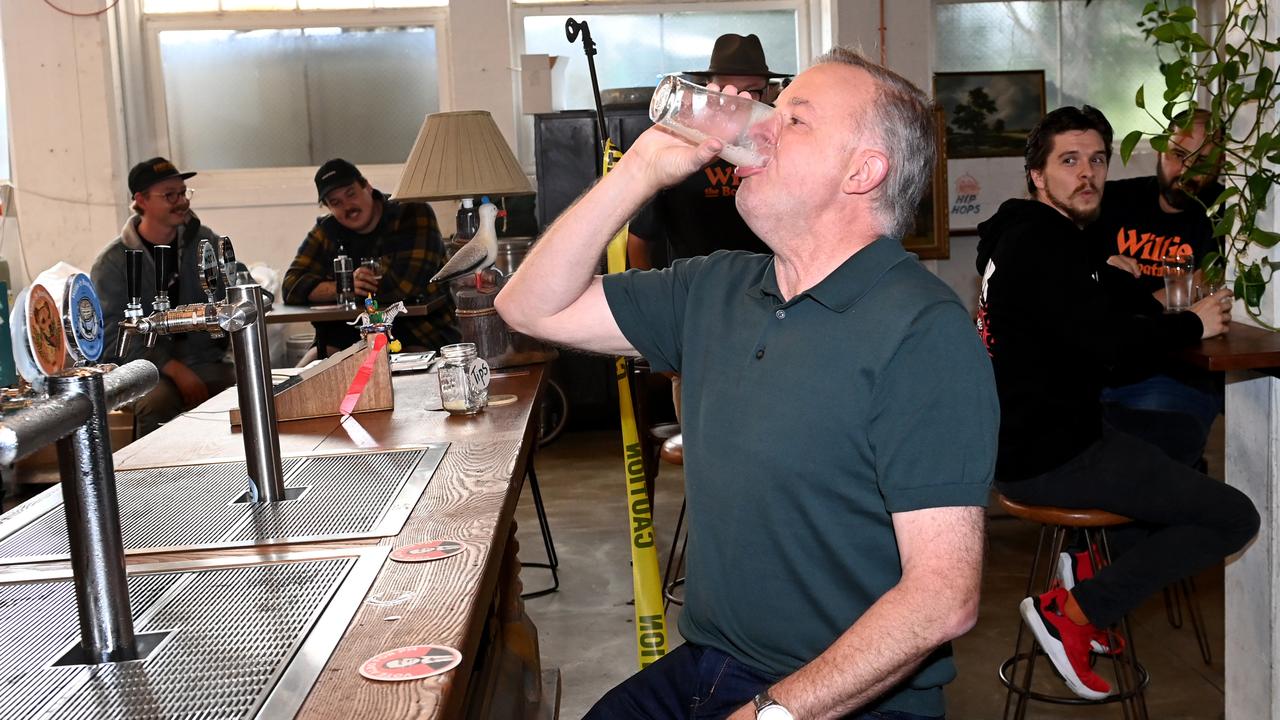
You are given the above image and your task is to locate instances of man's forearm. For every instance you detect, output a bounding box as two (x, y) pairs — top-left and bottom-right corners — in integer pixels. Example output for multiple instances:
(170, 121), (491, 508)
(760, 577), (974, 719)
(497, 158), (656, 328)
(307, 280), (336, 303)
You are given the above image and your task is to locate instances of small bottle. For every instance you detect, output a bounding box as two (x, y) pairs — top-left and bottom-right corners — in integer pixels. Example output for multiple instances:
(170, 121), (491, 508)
(333, 255), (355, 307)
(437, 343), (489, 415)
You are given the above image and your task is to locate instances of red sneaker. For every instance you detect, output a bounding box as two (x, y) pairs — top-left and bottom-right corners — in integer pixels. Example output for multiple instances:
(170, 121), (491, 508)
(1057, 550), (1096, 591)
(1019, 588), (1112, 700)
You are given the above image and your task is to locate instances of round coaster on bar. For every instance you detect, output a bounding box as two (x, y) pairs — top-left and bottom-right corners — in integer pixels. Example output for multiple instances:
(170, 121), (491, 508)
(487, 393), (518, 407)
(63, 273), (104, 363)
(359, 644), (462, 682)
(391, 540), (465, 563)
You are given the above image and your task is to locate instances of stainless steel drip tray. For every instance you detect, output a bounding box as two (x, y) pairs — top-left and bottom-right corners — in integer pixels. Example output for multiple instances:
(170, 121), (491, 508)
(0, 445), (447, 565)
(0, 546), (388, 720)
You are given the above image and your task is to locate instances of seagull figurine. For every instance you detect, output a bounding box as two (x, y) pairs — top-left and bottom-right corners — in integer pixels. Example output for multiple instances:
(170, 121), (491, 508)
(431, 201), (502, 292)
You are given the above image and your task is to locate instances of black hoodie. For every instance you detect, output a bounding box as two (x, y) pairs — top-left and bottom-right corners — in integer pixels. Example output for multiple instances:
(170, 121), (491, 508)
(975, 199), (1204, 482)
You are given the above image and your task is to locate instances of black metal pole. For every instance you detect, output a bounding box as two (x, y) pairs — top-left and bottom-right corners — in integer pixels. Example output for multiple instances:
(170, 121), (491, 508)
(50, 368), (138, 664)
(565, 18), (610, 161)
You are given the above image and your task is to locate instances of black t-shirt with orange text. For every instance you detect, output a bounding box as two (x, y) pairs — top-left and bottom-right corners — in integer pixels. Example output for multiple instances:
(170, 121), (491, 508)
(1089, 176), (1219, 293)
(631, 158), (771, 267)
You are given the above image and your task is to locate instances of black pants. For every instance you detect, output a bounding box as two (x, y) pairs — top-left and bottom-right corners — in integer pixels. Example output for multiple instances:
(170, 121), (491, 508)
(997, 425), (1259, 628)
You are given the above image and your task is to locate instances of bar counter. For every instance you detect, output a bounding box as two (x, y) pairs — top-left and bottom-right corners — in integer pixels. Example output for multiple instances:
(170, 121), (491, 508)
(0, 364), (555, 719)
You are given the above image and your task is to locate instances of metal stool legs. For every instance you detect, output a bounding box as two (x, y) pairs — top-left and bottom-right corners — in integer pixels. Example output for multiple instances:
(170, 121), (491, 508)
(1000, 526), (1150, 720)
(662, 498), (687, 609)
(521, 458), (560, 599)
(1163, 576), (1213, 665)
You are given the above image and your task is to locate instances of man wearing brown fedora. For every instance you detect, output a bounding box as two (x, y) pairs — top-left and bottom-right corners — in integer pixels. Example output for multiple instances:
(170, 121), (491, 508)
(628, 33), (791, 269)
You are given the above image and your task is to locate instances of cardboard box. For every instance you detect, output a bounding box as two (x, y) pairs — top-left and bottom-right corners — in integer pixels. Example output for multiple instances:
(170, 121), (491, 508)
(520, 54), (569, 114)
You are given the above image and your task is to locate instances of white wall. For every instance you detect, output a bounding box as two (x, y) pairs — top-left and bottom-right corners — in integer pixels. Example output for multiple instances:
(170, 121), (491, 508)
(1, 0), (126, 281)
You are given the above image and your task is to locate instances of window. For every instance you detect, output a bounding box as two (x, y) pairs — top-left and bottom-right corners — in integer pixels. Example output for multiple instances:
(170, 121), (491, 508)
(518, 5), (804, 111)
(934, 0), (1196, 136)
(143, 5), (447, 170)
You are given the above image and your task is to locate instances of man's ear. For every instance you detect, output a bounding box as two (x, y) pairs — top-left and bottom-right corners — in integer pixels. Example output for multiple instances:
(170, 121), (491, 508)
(841, 149), (890, 196)
(1029, 168), (1047, 192)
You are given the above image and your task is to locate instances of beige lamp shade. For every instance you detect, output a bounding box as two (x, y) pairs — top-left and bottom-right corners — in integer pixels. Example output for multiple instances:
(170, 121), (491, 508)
(394, 110), (533, 201)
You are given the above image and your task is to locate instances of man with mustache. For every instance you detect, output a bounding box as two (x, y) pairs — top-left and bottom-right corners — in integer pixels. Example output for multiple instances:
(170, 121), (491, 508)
(975, 106), (1257, 700)
(93, 157), (236, 436)
(283, 158), (458, 359)
(1089, 109), (1226, 463)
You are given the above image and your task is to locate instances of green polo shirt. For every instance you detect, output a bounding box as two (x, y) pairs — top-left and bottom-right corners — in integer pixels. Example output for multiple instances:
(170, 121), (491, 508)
(602, 238), (998, 716)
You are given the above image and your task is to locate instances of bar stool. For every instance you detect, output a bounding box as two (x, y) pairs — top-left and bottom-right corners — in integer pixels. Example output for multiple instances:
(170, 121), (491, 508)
(996, 494), (1150, 720)
(658, 434), (687, 610)
(520, 457), (559, 599)
(1163, 577), (1212, 665)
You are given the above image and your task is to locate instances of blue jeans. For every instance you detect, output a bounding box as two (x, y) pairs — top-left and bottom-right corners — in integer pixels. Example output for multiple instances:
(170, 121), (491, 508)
(583, 643), (942, 719)
(1101, 374), (1222, 458)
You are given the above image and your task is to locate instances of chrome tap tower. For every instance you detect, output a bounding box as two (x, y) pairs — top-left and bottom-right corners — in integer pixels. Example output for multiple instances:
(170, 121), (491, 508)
(116, 238), (285, 502)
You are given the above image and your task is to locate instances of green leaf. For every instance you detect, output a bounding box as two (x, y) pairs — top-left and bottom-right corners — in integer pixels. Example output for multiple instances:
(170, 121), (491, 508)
(1212, 206), (1238, 238)
(1187, 32), (1212, 52)
(1120, 130), (1144, 163)
(1150, 134), (1171, 153)
(1250, 228), (1280, 249)
(1168, 6), (1196, 21)
(1142, 2), (1158, 14)
(1151, 23), (1182, 42)
(1211, 186), (1240, 210)
(1135, 85), (1146, 110)
(1248, 173), (1271, 205)
(1224, 61), (1240, 82)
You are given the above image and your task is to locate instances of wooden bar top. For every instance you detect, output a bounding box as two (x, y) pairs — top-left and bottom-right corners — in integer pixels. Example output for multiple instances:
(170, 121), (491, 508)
(1179, 322), (1280, 372)
(2, 364), (548, 720)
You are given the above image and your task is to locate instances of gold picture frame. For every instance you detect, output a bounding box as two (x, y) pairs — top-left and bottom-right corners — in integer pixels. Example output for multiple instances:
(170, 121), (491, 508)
(902, 107), (950, 260)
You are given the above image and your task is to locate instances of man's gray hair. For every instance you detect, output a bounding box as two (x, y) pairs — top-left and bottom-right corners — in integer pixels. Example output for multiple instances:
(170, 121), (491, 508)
(814, 47), (936, 239)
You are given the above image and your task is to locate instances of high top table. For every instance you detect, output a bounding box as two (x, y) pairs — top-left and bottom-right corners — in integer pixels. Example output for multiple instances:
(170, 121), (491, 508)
(1180, 323), (1280, 720)
(0, 364), (555, 719)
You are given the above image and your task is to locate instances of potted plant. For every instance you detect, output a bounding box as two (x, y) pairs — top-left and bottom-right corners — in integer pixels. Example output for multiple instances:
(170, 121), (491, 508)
(1120, 1), (1279, 325)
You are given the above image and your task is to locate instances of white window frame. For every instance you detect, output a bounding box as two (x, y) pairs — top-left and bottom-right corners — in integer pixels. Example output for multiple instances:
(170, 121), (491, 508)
(511, 0), (819, 74)
(510, 0), (820, 173)
(138, 6), (451, 200)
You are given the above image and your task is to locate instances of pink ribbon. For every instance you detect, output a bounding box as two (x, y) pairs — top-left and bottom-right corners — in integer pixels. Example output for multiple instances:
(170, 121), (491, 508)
(340, 333), (388, 416)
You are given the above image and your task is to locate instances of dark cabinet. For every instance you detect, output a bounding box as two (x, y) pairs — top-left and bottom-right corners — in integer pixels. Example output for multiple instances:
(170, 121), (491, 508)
(533, 108), (654, 430)
(533, 108), (654, 231)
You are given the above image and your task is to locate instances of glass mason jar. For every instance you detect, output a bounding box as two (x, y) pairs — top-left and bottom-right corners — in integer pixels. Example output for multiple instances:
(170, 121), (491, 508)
(437, 343), (490, 415)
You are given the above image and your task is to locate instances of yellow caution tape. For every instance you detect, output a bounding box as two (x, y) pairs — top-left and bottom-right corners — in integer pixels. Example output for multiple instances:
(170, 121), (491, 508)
(603, 139), (668, 668)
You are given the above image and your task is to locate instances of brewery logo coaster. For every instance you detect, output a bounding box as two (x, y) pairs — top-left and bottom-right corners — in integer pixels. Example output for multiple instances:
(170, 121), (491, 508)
(390, 540), (465, 563)
(26, 285), (66, 377)
(359, 644), (462, 682)
(63, 273), (104, 363)
(487, 393), (518, 407)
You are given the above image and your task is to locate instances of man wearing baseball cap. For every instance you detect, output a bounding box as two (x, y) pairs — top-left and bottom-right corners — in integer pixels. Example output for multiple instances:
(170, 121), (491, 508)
(282, 158), (457, 358)
(91, 157), (235, 436)
(629, 33), (792, 270)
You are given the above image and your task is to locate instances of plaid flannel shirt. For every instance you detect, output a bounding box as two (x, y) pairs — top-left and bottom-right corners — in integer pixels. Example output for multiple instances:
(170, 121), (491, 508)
(282, 191), (459, 350)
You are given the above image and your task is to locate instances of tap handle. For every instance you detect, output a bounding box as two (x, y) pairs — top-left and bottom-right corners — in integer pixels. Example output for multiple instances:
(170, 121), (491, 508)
(153, 245), (174, 295)
(198, 239), (219, 302)
(125, 249), (143, 301)
(218, 236), (239, 286)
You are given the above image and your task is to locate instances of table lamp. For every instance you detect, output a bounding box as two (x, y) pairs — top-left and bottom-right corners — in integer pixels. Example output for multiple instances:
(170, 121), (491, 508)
(394, 110), (533, 240)
(393, 111), (546, 369)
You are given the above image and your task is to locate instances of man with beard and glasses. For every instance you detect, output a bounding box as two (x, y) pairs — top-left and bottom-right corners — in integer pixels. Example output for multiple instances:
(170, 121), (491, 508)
(93, 157), (236, 436)
(283, 159), (458, 359)
(1088, 109), (1226, 464)
(974, 105), (1258, 701)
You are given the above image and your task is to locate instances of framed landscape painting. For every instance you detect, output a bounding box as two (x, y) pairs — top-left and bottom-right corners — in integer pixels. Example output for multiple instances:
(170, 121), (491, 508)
(934, 70), (1046, 159)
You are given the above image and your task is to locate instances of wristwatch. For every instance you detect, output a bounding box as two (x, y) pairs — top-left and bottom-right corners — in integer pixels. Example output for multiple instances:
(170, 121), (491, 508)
(753, 689), (795, 720)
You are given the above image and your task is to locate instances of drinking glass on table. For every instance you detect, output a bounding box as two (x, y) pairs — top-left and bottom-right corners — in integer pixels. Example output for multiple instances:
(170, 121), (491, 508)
(1162, 250), (1195, 312)
(360, 257), (384, 282)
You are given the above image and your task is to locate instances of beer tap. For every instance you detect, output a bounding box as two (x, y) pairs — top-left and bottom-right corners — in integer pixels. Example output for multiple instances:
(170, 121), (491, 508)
(114, 236), (285, 502)
(117, 250), (146, 358)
